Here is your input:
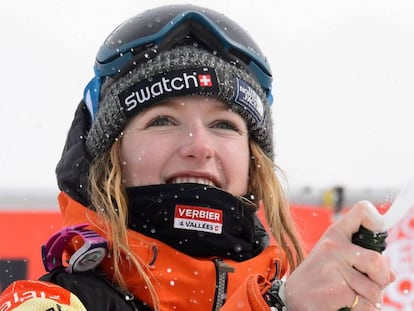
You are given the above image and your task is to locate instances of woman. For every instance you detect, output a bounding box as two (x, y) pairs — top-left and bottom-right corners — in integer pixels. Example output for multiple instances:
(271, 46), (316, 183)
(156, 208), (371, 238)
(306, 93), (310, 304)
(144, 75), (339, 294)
(0, 4), (393, 311)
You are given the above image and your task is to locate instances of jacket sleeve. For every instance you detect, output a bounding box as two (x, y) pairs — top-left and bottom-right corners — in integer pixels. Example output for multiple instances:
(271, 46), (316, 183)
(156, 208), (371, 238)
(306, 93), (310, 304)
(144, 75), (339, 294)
(0, 280), (86, 311)
(221, 274), (271, 311)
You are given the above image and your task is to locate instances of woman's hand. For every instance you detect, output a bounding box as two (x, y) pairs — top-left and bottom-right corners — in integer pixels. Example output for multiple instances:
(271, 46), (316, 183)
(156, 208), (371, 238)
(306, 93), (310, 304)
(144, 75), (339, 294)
(284, 201), (395, 310)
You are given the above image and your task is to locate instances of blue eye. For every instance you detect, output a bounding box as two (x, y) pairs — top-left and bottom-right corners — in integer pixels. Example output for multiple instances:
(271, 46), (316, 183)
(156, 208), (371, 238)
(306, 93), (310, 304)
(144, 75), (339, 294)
(213, 120), (239, 132)
(148, 116), (175, 127)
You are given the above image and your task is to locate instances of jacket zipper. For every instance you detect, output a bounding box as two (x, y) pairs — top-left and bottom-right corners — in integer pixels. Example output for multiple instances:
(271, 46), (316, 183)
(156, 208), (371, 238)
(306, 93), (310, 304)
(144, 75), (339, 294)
(212, 258), (235, 311)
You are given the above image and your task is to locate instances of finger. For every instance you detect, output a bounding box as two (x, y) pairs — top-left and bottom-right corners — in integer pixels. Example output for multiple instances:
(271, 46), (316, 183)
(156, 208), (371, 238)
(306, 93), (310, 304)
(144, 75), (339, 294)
(348, 246), (392, 288)
(343, 258), (383, 305)
(336, 200), (384, 237)
(353, 293), (382, 311)
(337, 290), (359, 311)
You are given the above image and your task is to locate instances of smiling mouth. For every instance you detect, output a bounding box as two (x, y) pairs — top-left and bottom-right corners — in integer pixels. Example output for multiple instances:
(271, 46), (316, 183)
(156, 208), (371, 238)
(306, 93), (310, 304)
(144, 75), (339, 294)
(169, 177), (216, 187)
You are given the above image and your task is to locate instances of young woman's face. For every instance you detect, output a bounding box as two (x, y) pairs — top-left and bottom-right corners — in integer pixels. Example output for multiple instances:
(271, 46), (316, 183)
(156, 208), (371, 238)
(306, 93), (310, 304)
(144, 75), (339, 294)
(120, 96), (250, 196)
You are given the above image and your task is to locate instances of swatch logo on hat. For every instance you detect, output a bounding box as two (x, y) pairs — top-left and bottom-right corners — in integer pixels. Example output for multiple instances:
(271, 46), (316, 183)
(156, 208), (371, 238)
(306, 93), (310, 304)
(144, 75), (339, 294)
(119, 67), (219, 116)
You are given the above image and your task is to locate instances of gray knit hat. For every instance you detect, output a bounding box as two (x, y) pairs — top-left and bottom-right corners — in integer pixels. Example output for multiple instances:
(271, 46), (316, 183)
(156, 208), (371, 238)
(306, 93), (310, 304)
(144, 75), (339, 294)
(85, 45), (273, 159)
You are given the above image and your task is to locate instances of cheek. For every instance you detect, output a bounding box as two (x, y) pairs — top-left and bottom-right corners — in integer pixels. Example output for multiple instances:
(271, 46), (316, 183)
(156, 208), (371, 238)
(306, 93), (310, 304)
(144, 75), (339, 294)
(120, 140), (158, 186)
(221, 140), (250, 194)
(120, 145), (145, 186)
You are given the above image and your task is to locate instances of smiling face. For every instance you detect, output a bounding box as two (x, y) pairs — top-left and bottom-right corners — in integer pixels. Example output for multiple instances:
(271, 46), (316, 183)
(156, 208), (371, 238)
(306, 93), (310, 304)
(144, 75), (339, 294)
(119, 96), (250, 196)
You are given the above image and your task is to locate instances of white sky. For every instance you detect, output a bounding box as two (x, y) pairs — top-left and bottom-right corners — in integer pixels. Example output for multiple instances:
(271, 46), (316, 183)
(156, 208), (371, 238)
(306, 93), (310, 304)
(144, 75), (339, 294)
(1, 0), (413, 193)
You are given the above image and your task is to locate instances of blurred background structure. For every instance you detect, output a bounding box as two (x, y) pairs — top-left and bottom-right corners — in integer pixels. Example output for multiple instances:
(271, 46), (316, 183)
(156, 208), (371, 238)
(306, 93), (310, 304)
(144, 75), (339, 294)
(0, 0), (413, 193)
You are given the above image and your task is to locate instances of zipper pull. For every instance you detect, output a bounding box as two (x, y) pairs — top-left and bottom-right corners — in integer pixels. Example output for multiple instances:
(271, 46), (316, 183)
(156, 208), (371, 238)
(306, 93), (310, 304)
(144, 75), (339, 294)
(215, 259), (235, 273)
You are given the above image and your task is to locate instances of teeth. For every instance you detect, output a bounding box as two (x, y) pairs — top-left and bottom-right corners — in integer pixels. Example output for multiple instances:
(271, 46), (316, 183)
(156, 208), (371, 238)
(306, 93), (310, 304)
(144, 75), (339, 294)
(171, 177), (215, 187)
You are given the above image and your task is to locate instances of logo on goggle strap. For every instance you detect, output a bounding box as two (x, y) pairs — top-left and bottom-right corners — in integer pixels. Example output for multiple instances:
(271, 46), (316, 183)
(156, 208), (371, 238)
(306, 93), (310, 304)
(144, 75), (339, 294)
(119, 67), (219, 115)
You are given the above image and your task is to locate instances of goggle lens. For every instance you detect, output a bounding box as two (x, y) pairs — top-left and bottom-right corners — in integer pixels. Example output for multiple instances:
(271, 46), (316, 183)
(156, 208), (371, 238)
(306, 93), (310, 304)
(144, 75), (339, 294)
(84, 5), (273, 121)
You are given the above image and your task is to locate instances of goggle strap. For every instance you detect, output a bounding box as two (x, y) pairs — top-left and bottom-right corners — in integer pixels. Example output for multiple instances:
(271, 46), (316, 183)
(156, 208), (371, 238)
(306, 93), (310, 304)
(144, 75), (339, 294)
(83, 75), (101, 122)
(267, 93), (274, 106)
(247, 60), (273, 99)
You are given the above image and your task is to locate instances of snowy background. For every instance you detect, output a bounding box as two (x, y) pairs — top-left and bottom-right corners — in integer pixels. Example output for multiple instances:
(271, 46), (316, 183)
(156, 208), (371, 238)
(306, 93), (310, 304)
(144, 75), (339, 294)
(1, 0), (414, 196)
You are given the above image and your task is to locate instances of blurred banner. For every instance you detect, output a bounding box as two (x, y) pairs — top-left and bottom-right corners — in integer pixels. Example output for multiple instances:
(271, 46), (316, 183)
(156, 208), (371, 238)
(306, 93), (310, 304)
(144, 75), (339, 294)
(0, 206), (412, 308)
(382, 207), (414, 310)
(0, 211), (63, 291)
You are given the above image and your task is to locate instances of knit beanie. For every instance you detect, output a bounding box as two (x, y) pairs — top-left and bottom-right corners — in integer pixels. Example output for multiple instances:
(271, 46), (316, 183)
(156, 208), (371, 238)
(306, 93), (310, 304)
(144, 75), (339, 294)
(85, 45), (274, 159)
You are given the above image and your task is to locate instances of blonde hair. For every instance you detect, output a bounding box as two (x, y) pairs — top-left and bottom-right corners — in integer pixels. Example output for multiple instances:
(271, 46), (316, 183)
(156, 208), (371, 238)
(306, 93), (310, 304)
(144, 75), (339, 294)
(248, 141), (305, 271)
(88, 139), (305, 309)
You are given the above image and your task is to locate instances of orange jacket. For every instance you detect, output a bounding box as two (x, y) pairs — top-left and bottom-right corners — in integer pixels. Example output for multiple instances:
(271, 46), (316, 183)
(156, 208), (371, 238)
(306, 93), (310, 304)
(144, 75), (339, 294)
(0, 192), (287, 310)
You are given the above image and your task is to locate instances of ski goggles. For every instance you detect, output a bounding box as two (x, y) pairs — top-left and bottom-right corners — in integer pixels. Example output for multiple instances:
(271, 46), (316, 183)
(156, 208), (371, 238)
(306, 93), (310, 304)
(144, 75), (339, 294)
(84, 5), (273, 121)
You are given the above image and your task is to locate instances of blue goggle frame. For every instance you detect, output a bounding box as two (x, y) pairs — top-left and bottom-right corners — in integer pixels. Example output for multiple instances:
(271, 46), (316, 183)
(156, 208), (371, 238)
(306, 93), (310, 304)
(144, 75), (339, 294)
(84, 7), (273, 121)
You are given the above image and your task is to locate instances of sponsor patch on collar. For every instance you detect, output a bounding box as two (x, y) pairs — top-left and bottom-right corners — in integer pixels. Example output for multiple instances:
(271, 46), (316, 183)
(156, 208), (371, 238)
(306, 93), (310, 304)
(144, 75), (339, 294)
(118, 67), (219, 116)
(174, 205), (223, 234)
(233, 78), (264, 124)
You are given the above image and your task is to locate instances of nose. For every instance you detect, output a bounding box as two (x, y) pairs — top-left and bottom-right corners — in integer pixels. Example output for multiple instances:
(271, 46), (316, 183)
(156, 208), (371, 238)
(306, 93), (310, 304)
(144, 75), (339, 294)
(180, 126), (215, 162)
